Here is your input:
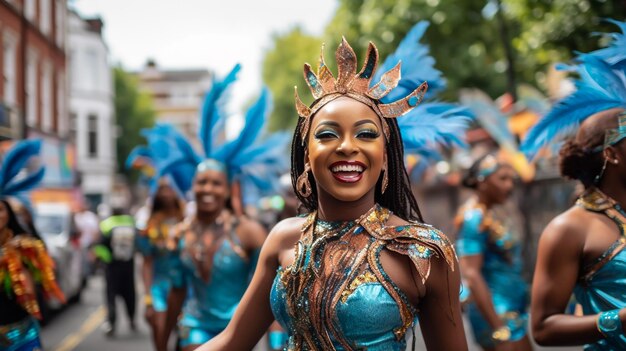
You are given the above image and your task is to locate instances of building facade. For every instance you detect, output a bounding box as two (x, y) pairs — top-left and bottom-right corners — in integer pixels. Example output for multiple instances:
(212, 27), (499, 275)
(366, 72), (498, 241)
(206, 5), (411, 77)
(134, 60), (212, 143)
(0, 0), (68, 140)
(68, 11), (115, 207)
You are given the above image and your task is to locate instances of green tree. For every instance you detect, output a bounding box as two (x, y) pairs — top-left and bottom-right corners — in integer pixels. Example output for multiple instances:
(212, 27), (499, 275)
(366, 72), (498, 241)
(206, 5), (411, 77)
(114, 67), (155, 181)
(323, 0), (625, 99)
(262, 27), (323, 131)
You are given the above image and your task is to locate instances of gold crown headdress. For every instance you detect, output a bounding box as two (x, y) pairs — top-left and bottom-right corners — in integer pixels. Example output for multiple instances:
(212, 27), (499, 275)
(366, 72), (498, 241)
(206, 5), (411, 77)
(295, 38), (429, 144)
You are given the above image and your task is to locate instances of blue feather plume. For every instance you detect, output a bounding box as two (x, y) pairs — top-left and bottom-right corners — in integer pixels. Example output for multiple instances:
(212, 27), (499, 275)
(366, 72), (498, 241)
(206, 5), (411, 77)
(398, 103), (473, 156)
(213, 87), (272, 164)
(199, 64), (241, 156)
(585, 19), (626, 69)
(125, 146), (153, 170)
(373, 21), (445, 101)
(0, 139), (45, 196)
(521, 56), (626, 159)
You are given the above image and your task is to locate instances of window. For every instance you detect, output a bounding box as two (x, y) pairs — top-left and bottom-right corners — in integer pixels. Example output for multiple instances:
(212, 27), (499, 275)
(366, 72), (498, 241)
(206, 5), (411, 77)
(69, 112), (77, 142)
(85, 49), (98, 91)
(26, 49), (38, 127)
(40, 0), (51, 36)
(24, 0), (35, 21)
(3, 32), (18, 106)
(87, 114), (98, 158)
(41, 62), (52, 132)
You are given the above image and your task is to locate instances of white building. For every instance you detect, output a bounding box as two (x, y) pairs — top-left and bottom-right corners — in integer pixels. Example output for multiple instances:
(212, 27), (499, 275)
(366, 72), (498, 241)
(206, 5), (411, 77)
(68, 11), (115, 208)
(135, 61), (212, 143)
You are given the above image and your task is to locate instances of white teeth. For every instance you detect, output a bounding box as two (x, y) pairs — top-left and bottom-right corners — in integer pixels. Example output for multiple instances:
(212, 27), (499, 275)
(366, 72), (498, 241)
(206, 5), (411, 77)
(201, 195), (215, 203)
(331, 164), (364, 173)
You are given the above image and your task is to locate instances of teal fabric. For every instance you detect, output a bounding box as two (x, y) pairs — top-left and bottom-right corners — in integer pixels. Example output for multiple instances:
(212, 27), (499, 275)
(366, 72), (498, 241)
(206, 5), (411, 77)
(173, 237), (255, 334)
(574, 242), (626, 350)
(270, 268), (408, 351)
(178, 325), (222, 347)
(456, 207), (528, 348)
(0, 317), (41, 351)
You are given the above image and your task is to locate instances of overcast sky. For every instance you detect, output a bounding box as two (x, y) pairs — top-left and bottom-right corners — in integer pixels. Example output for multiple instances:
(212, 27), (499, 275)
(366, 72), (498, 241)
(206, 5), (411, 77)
(71, 0), (338, 134)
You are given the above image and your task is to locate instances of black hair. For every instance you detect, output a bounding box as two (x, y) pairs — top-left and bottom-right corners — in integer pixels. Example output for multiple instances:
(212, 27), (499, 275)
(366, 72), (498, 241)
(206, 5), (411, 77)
(462, 153), (494, 189)
(291, 112), (423, 222)
(559, 139), (604, 188)
(150, 183), (183, 218)
(0, 199), (28, 236)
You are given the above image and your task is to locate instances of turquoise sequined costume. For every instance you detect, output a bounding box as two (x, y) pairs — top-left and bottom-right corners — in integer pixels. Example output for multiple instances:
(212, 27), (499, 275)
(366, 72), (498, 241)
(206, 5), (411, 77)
(270, 204), (457, 351)
(455, 197), (529, 347)
(136, 217), (180, 312)
(170, 216), (258, 346)
(574, 188), (626, 351)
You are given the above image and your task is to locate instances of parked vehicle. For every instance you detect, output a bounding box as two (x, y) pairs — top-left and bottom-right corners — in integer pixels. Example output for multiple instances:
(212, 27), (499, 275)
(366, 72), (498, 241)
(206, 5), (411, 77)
(34, 203), (88, 306)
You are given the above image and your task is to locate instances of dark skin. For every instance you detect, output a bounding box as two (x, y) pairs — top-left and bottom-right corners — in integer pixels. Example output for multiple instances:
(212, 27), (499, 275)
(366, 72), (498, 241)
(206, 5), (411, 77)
(197, 97), (467, 350)
(142, 184), (183, 349)
(460, 165), (531, 351)
(531, 108), (626, 346)
(157, 170), (267, 351)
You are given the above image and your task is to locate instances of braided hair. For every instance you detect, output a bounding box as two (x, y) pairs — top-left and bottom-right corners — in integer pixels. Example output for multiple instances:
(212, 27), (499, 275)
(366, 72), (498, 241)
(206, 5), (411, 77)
(291, 112), (423, 222)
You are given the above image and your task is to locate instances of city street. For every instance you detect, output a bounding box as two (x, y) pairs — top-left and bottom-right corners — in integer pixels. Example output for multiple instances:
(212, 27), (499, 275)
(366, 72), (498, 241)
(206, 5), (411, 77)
(40, 273), (582, 351)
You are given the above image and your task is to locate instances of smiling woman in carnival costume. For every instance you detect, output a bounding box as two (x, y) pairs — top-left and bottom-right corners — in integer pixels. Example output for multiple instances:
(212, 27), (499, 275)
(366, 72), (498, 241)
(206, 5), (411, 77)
(521, 20), (626, 351)
(0, 139), (65, 351)
(143, 65), (290, 351)
(196, 25), (472, 350)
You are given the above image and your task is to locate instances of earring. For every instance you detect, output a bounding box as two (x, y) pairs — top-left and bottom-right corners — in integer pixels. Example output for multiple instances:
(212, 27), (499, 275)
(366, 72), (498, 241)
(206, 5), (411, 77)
(595, 158), (609, 184)
(613, 159), (619, 165)
(381, 164), (388, 194)
(297, 163), (313, 198)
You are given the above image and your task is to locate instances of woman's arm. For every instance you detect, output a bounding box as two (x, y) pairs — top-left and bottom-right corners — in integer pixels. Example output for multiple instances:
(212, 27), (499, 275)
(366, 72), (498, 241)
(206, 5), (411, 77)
(419, 254), (468, 350)
(531, 214), (626, 345)
(460, 255), (503, 330)
(196, 220), (293, 350)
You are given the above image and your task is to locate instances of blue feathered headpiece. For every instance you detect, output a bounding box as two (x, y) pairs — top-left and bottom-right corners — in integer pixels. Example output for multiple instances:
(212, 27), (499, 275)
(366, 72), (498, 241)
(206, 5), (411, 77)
(373, 21), (473, 160)
(522, 54), (626, 159)
(131, 64), (290, 203)
(585, 19), (626, 70)
(0, 139), (46, 198)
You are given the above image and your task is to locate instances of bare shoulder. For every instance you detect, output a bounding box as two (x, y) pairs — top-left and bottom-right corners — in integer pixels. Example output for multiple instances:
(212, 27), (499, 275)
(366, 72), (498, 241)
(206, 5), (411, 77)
(235, 216), (268, 249)
(540, 206), (590, 246)
(266, 216), (307, 250)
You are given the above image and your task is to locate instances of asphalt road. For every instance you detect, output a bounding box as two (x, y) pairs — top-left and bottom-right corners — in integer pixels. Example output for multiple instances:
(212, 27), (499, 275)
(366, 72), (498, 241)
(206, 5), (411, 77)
(40, 274), (581, 351)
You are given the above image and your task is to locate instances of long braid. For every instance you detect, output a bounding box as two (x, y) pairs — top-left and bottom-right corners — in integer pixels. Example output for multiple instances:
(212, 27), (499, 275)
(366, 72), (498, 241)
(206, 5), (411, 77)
(291, 114), (423, 222)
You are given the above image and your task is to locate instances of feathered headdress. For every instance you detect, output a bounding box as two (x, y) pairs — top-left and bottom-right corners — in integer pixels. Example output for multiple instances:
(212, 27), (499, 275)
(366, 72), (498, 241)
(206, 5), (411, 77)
(0, 139), (46, 198)
(132, 64), (290, 205)
(521, 57), (626, 159)
(294, 37), (429, 143)
(371, 21), (473, 162)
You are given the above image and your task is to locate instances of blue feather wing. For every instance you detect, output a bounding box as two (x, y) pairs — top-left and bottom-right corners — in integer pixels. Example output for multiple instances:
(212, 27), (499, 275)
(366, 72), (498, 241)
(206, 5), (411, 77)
(398, 102), (473, 155)
(522, 57), (626, 159)
(459, 90), (518, 150)
(199, 64), (241, 157)
(3, 166), (45, 196)
(373, 21), (445, 101)
(213, 87), (272, 163)
(586, 19), (626, 68)
(0, 139), (42, 191)
(125, 146), (153, 170)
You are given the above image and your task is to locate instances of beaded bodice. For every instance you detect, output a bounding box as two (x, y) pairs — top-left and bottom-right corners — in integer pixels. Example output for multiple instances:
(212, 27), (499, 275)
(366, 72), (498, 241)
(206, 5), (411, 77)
(270, 204), (456, 350)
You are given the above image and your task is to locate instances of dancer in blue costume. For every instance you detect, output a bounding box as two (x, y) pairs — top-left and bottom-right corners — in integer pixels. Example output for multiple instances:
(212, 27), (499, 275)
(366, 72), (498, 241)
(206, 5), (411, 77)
(455, 154), (531, 350)
(128, 137), (187, 349)
(137, 182), (184, 348)
(0, 139), (65, 351)
(197, 33), (469, 351)
(148, 65), (289, 351)
(522, 20), (626, 351)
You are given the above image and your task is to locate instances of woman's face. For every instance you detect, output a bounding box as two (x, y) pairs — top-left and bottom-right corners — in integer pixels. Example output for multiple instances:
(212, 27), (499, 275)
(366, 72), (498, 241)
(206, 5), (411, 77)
(156, 184), (178, 207)
(193, 169), (229, 214)
(0, 202), (9, 231)
(306, 97), (386, 202)
(480, 165), (516, 204)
